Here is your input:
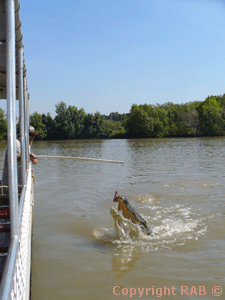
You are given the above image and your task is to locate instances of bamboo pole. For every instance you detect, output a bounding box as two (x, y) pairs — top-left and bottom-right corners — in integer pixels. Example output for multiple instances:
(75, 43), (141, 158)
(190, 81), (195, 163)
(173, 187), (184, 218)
(36, 155), (124, 164)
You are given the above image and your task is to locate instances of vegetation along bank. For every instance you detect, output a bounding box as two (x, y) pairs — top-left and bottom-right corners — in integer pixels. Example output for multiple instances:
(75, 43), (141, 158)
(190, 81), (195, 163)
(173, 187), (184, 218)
(0, 94), (225, 140)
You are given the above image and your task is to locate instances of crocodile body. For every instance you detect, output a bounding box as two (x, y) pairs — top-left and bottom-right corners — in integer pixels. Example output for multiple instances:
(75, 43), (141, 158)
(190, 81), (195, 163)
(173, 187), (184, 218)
(113, 193), (152, 236)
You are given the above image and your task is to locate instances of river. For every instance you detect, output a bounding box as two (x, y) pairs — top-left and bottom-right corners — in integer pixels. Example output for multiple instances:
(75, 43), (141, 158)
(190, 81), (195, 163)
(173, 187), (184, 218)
(1, 137), (224, 299)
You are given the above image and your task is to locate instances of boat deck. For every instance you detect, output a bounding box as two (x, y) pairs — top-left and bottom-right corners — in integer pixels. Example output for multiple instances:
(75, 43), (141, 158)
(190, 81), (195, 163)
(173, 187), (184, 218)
(0, 186), (22, 281)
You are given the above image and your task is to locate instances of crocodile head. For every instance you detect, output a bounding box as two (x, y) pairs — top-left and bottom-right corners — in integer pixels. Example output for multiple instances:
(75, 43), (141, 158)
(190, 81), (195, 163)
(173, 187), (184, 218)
(113, 191), (119, 202)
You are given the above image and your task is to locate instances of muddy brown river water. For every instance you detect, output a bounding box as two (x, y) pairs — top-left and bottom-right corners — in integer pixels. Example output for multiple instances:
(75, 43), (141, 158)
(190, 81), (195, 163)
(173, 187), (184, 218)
(1, 137), (224, 299)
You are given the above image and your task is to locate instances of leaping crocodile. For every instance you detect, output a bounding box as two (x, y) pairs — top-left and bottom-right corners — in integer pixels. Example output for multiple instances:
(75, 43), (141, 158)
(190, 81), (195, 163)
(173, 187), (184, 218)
(111, 191), (152, 236)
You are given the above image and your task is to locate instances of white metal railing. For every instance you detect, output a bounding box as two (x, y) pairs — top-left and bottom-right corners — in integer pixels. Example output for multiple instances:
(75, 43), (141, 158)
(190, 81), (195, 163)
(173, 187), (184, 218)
(0, 165), (33, 300)
(6, 0), (19, 239)
(0, 0), (32, 299)
(11, 165), (33, 300)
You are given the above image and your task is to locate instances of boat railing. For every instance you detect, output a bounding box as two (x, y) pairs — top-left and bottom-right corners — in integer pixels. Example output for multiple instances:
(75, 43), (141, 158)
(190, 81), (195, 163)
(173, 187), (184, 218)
(0, 0), (33, 299)
(0, 165), (33, 299)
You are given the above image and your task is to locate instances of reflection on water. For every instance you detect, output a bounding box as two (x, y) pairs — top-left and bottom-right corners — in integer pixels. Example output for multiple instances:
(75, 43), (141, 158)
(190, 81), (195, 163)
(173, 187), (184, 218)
(1, 138), (224, 300)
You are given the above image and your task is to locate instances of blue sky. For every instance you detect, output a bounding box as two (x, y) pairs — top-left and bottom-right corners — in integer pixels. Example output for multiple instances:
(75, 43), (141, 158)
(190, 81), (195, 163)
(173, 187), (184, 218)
(5, 0), (225, 117)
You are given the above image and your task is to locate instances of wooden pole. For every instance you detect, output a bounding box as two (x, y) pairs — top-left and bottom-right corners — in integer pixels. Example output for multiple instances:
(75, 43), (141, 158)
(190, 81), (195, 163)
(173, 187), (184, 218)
(36, 155), (124, 164)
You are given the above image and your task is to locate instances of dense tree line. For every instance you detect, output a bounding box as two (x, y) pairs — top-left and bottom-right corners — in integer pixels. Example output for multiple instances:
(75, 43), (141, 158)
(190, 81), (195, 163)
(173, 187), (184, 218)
(29, 102), (127, 140)
(0, 95), (225, 141)
(124, 94), (225, 138)
(29, 94), (225, 140)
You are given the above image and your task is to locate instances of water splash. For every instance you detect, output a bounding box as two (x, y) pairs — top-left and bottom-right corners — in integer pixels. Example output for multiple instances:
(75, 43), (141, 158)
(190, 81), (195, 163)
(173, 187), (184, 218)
(93, 199), (209, 253)
(92, 196), (212, 276)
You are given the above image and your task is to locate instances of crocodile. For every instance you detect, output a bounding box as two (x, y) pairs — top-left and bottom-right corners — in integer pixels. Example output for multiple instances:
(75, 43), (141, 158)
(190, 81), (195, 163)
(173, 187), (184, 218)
(111, 191), (152, 236)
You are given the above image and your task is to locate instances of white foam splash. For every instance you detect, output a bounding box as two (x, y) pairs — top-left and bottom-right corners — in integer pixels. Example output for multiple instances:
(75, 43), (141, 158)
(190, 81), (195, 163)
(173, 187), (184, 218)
(93, 199), (210, 254)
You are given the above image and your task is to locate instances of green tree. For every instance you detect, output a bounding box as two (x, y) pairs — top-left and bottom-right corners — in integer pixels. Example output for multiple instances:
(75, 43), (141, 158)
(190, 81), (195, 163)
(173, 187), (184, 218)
(42, 113), (58, 140)
(0, 109), (7, 140)
(125, 104), (154, 138)
(102, 119), (125, 138)
(141, 104), (168, 137)
(54, 102), (85, 139)
(162, 102), (200, 137)
(198, 96), (225, 136)
(67, 106), (85, 138)
(81, 113), (95, 139)
(54, 101), (69, 139)
(81, 112), (109, 139)
(30, 112), (47, 140)
(92, 112), (109, 138)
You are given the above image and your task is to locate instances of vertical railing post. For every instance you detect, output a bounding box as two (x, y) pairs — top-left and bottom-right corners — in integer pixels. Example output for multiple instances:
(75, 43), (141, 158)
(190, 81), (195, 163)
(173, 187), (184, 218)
(5, 0), (19, 237)
(18, 46), (26, 186)
(24, 76), (29, 167)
